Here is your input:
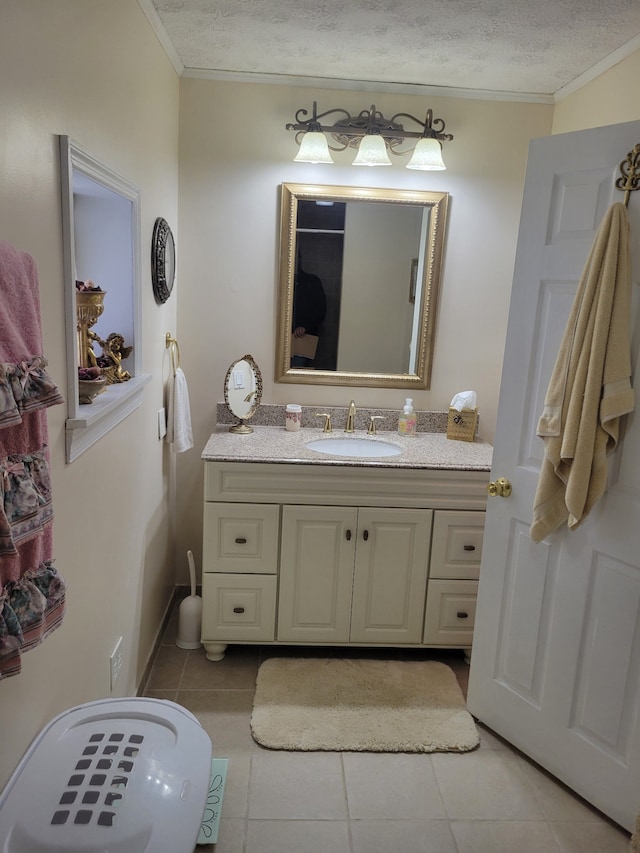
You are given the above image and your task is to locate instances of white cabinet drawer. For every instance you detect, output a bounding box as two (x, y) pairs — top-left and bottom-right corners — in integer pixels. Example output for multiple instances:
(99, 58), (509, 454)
(429, 510), (485, 579)
(202, 573), (276, 641)
(423, 579), (478, 646)
(203, 503), (279, 574)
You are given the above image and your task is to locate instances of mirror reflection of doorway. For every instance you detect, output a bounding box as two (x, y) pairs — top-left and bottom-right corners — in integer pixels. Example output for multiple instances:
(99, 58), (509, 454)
(295, 200), (345, 371)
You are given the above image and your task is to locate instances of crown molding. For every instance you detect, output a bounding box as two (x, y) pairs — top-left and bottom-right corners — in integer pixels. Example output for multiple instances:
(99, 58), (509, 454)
(181, 67), (554, 104)
(137, 0), (184, 76)
(554, 33), (640, 102)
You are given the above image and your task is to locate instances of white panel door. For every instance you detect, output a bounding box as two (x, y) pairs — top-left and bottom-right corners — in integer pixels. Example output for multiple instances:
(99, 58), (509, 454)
(467, 120), (640, 832)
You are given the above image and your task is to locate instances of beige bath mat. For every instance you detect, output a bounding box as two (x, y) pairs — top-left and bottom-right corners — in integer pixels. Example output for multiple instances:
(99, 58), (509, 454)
(250, 657), (479, 753)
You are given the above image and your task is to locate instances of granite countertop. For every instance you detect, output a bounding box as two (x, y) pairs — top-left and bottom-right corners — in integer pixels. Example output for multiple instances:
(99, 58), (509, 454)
(202, 425), (493, 471)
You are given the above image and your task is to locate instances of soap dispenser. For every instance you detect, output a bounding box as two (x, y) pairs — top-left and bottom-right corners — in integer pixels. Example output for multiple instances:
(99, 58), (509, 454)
(398, 398), (417, 436)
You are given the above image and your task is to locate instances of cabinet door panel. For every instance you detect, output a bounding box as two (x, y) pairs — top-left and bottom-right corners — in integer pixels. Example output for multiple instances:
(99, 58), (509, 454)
(278, 506), (357, 643)
(350, 508), (432, 643)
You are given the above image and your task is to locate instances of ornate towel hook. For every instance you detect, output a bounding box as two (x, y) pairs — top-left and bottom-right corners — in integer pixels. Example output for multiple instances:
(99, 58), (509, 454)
(616, 143), (640, 208)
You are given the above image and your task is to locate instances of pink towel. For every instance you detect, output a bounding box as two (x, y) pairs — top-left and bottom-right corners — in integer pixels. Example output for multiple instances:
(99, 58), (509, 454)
(0, 241), (65, 678)
(1, 241), (52, 359)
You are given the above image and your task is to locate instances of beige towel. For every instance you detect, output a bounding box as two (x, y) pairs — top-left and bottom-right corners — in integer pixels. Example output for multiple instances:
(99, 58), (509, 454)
(530, 203), (635, 543)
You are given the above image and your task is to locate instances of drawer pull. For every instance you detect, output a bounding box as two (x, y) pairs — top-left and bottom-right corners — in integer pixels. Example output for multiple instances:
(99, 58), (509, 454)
(463, 544), (476, 552)
(233, 606), (245, 614)
(456, 611), (469, 619)
(363, 530), (369, 541)
(346, 530), (352, 541)
(235, 537), (247, 544)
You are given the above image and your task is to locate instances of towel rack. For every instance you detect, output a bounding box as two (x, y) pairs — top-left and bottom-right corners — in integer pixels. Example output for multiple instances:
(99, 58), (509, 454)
(165, 332), (181, 375)
(616, 143), (640, 208)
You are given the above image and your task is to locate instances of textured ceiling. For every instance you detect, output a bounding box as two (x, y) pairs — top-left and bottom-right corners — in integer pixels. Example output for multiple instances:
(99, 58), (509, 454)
(148, 0), (640, 98)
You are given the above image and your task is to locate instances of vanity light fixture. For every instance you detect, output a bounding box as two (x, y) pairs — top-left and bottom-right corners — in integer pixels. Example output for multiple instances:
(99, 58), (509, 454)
(286, 102), (453, 169)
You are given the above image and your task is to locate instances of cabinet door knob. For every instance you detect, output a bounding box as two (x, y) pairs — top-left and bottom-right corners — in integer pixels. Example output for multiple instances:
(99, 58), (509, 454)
(456, 611), (469, 619)
(363, 530), (369, 541)
(346, 529), (352, 541)
(233, 606), (245, 614)
(463, 544), (475, 552)
(235, 537), (247, 544)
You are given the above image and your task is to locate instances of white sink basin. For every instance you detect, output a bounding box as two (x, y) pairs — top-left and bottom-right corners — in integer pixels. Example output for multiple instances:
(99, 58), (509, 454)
(306, 437), (402, 458)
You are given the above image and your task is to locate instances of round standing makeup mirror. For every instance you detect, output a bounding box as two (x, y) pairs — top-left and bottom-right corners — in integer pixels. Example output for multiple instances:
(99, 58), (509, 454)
(224, 354), (263, 433)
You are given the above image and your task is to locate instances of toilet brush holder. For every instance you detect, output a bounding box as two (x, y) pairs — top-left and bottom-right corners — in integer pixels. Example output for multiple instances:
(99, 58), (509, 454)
(176, 550), (203, 649)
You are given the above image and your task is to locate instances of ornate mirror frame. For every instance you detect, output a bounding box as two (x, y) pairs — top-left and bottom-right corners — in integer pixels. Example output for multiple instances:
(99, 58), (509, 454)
(151, 217), (176, 304)
(275, 183), (449, 389)
(224, 354), (263, 433)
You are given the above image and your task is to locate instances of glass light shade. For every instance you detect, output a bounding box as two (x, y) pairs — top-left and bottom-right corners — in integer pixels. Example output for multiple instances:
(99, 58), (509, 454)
(293, 132), (334, 164)
(406, 137), (446, 170)
(352, 134), (392, 166)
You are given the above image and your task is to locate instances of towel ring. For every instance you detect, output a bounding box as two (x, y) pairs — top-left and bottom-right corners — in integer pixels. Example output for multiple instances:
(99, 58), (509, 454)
(165, 332), (181, 374)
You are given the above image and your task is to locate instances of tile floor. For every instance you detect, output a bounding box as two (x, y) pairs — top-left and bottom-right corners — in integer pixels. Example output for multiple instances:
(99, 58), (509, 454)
(143, 601), (631, 853)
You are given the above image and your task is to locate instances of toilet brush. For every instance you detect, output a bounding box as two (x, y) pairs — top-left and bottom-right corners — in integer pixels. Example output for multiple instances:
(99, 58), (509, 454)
(176, 550), (203, 649)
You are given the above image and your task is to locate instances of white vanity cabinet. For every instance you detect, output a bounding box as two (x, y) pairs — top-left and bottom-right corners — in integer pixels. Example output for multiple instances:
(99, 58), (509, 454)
(278, 506), (432, 645)
(201, 460), (489, 661)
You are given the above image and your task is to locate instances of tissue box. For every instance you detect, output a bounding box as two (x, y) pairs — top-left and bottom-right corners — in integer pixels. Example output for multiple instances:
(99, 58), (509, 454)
(447, 407), (478, 442)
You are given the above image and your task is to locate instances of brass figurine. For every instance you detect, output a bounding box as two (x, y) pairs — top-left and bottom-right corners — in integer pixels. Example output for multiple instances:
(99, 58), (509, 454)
(75, 282), (132, 385)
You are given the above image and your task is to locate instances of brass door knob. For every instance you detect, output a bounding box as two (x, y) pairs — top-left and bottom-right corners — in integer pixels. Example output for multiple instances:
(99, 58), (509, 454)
(488, 477), (512, 498)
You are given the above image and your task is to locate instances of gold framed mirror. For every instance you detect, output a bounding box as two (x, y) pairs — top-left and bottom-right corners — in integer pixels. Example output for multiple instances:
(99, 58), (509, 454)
(224, 354), (263, 433)
(276, 183), (449, 389)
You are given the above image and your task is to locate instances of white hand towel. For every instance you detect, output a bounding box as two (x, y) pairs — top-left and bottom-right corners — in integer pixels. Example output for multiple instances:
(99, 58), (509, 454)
(167, 367), (193, 453)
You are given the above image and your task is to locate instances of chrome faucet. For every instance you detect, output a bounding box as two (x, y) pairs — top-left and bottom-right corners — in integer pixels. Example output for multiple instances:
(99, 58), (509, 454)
(345, 400), (357, 433)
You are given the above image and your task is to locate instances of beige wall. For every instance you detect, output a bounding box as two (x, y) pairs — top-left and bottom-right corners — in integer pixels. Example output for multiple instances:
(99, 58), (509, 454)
(175, 79), (553, 579)
(0, 1), (179, 786)
(552, 49), (640, 134)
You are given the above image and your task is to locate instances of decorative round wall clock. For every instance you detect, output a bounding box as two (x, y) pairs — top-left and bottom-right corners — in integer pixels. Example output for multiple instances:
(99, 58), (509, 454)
(151, 217), (175, 304)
